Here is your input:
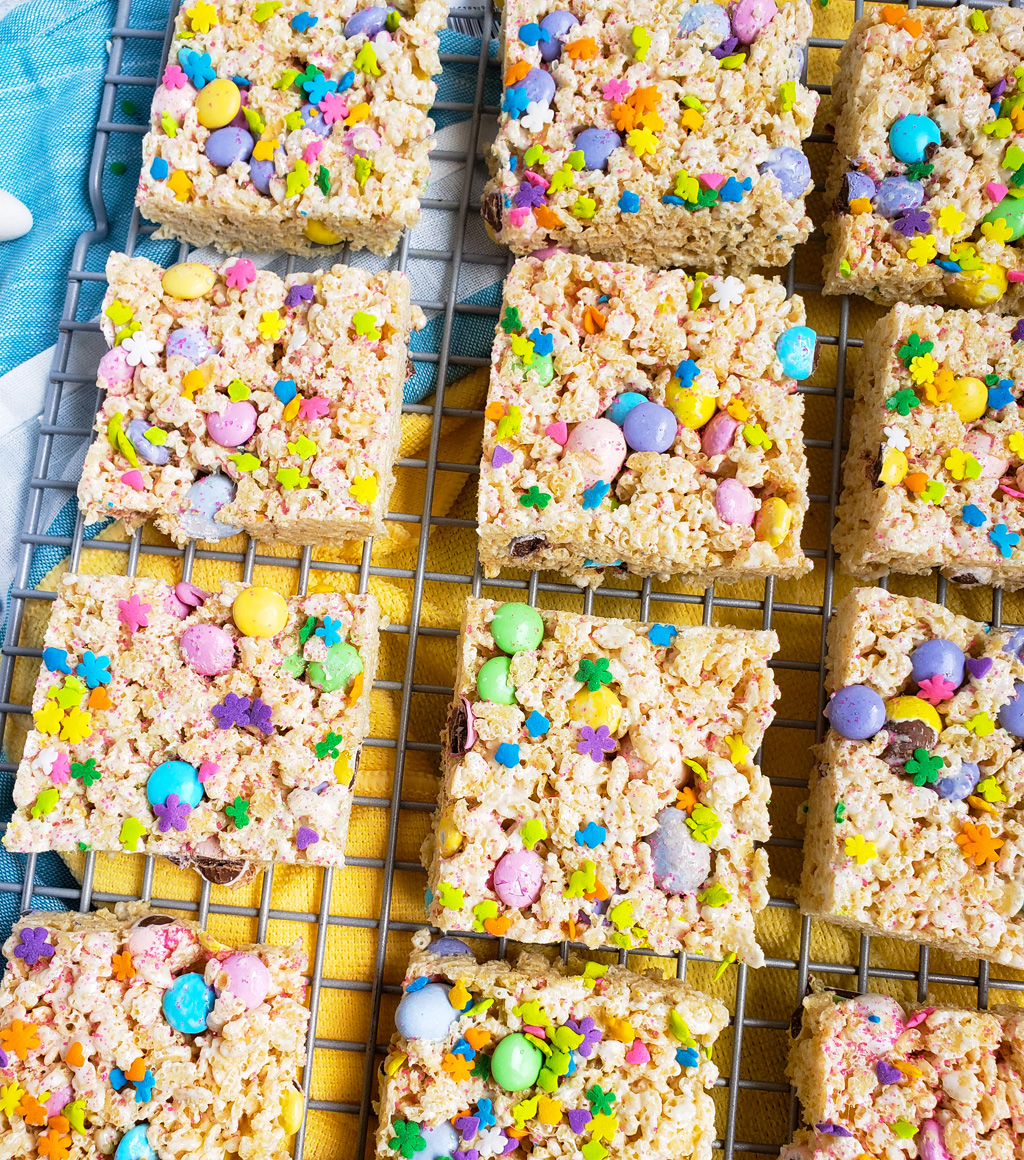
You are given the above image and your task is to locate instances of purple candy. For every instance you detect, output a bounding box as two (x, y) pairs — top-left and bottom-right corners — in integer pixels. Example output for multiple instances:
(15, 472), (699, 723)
(910, 639), (965, 689)
(127, 418), (171, 466)
(623, 401), (677, 453)
(180, 623), (235, 676)
(300, 103), (331, 138)
(249, 153), (278, 195)
(701, 410), (740, 458)
(918, 1120), (951, 1160)
(539, 9), (579, 60)
(874, 176), (924, 220)
(344, 5), (388, 37)
(837, 170), (876, 210)
(98, 346), (135, 387)
(573, 128), (621, 171)
(204, 126), (255, 167)
(758, 147), (811, 200)
(715, 477), (757, 525)
(731, 0), (777, 44)
(510, 66), (556, 107)
(932, 759), (979, 803)
(493, 849), (544, 908)
(999, 682), (1024, 736)
(206, 401), (258, 447)
(167, 327), (215, 365)
(180, 473), (242, 542)
(826, 685), (886, 740)
(679, 3), (731, 44)
(429, 937), (473, 955)
(648, 807), (711, 894)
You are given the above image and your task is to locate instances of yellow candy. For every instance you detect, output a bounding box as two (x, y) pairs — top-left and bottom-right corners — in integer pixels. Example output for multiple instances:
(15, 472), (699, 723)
(945, 262), (1007, 309)
(878, 447), (908, 486)
(885, 695), (942, 736)
(665, 383), (717, 430)
(947, 376), (988, 423)
(754, 497), (793, 547)
(161, 262), (216, 300)
(279, 1087), (305, 1136)
(304, 220), (344, 245)
(569, 685), (622, 734)
(232, 586), (288, 638)
(436, 809), (463, 857)
(195, 78), (241, 129)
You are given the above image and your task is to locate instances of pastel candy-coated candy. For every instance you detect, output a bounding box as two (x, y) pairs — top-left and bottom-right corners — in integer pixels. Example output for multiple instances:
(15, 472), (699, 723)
(279, 1088), (305, 1136)
(420, 1122), (460, 1160)
(249, 152), (278, 195)
(115, 1124), (157, 1160)
(665, 383), (717, 429)
(511, 67), (556, 107)
(151, 81), (197, 124)
(216, 952), (270, 1009)
(564, 417), (627, 484)
(998, 681), (1024, 736)
(436, 808), (463, 856)
(344, 6), (388, 37)
(539, 10), (580, 60)
(180, 473), (241, 541)
(826, 685), (886, 740)
(837, 170), (876, 210)
(477, 655), (516, 704)
(714, 478), (757, 525)
(946, 264), (1007, 310)
(196, 78), (241, 129)
(98, 347), (135, 387)
(776, 326), (816, 380)
(161, 262), (216, 300)
(873, 176), (924, 219)
(305, 220), (344, 245)
(300, 103), (332, 138)
(878, 447), (908, 486)
(127, 419), (171, 466)
(163, 972), (216, 1034)
(180, 623), (235, 676)
(701, 410), (739, 457)
(490, 602), (544, 654)
(233, 586), (288, 638)
(394, 982), (458, 1040)
(569, 685), (622, 733)
(147, 760), (204, 808)
(623, 401), (677, 453)
(757, 147), (810, 200)
(918, 1119), (951, 1160)
(932, 758), (979, 802)
(679, 3), (730, 44)
(982, 196), (1024, 242)
(493, 849), (544, 907)
(754, 496), (793, 546)
(206, 401), (258, 447)
(731, 0), (777, 43)
(887, 695), (942, 733)
(491, 1032), (544, 1091)
(946, 376), (989, 422)
(604, 391), (647, 426)
(1003, 628), (1024, 657)
(204, 126), (255, 168)
(307, 641), (363, 692)
(647, 807), (711, 894)
(910, 638), (965, 688)
(573, 128), (621, 171)
(167, 327), (215, 365)
(429, 936), (472, 955)
(888, 114), (940, 164)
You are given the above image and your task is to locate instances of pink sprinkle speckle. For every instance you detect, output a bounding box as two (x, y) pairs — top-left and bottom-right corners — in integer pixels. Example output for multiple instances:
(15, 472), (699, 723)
(121, 469), (144, 491)
(198, 761), (219, 784)
(225, 259), (256, 290)
(303, 139), (325, 165)
(986, 182), (1008, 202)
(163, 64), (186, 89)
(49, 752), (70, 786)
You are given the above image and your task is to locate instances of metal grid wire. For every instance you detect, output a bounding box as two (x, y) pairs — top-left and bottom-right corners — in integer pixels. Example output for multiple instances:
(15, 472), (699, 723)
(2, 0), (1024, 1156)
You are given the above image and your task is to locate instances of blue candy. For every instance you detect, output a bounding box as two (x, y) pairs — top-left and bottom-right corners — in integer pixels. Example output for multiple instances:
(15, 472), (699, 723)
(931, 760), (979, 802)
(888, 114), (940, 164)
(150, 157), (169, 182)
(163, 973), (216, 1034)
(146, 760), (204, 809)
(179, 473), (242, 542)
(623, 401), (677, 452)
(420, 1121), (460, 1160)
(873, 176), (924, 219)
(115, 1125), (157, 1160)
(757, 147), (811, 200)
(344, 6), (388, 37)
(604, 391), (647, 426)
(573, 128), (621, 171)
(679, 3), (731, 44)
(395, 982), (459, 1041)
(776, 326), (817, 380)
(618, 190), (640, 213)
(428, 937), (473, 956)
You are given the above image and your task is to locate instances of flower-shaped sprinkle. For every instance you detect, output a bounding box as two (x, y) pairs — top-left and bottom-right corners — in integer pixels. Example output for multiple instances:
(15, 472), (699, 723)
(112, 950), (136, 981)
(59, 706), (92, 744)
(212, 693), (252, 730)
(904, 748), (944, 786)
(33, 701), (64, 736)
(575, 657), (612, 691)
(603, 77), (630, 101)
(154, 794), (192, 833)
(936, 204), (965, 235)
(708, 275), (745, 310)
(349, 475), (378, 504)
(186, 1), (217, 33)
(225, 797), (250, 829)
(0, 1020), (39, 1061)
(898, 333), (933, 365)
(75, 651), (111, 689)
(882, 425), (909, 452)
(892, 209), (930, 238)
(886, 388), (920, 417)
(70, 758), (101, 787)
(225, 260), (256, 290)
(908, 352), (938, 385)
(117, 594), (151, 633)
(162, 63), (187, 89)
(248, 697), (274, 734)
(179, 47), (215, 88)
(944, 447), (981, 481)
(258, 311), (286, 341)
(981, 217), (1014, 244)
(844, 833), (876, 864)
(906, 234), (937, 266)
(121, 333), (162, 368)
(566, 1016), (602, 1057)
(521, 100), (554, 133)
(916, 675), (956, 706)
(627, 125), (659, 157)
(955, 819), (1003, 865)
(388, 1119), (426, 1158)
(577, 724), (617, 761)
(513, 180), (546, 209)
(14, 928), (54, 967)
(315, 617), (343, 647)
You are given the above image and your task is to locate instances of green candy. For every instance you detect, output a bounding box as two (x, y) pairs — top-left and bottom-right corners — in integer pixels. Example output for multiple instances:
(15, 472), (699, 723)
(490, 1033), (543, 1091)
(515, 353), (554, 386)
(476, 655), (516, 704)
(490, 603), (544, 655)
(982, 196), (1024, 242)
(307, 641), (363, 693)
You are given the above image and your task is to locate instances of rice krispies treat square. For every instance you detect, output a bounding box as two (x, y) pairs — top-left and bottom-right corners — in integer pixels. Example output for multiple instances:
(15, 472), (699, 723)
(782, 990), (1024, 1160)
(823, 6), (1024, 312)
(5, 573), (379, 871)
(421, 599), (777, 967)
(477, 253), (813, 588)
(78, 253), (418, 548)
(0, 903), (308, 1160)
(834, 303), (1024, 589)
(800, 586), (1024, 968)
(375, 930), (729, 1160)
(481, 0), (818, 273)
(136, 0), (447, 255)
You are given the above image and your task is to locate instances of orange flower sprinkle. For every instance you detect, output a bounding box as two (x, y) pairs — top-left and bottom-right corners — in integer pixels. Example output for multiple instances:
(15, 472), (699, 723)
(442, 1052), (473, 1082)
(609, 103), (636, 131)
(0, 1020), (39, 1061)
(112, 950), (136, 982)
(956, 820), (1003, 866)
(676, 786), (698, 814)
(627, 86), (659, 115)
(533, 206), (562, 230)
(565, 37), (597, 59)
(37, 1130), (71, 1160)
(17, 1092), (49, 1127)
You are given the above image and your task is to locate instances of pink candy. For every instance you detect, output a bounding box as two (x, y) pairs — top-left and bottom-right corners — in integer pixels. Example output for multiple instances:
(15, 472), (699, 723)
(493, 849), (544, 908)
(701, 411), (740, 458)
(343, 126), (381, 157)
(216, 952), (271, 1009)
(714, 478), (757, 525)
(564, 418), (627, 485)
(180, 623), (235, 676)
(205, 401), (258, 447)
(98, 346), (135, 388)
(731, 0), (777, 44)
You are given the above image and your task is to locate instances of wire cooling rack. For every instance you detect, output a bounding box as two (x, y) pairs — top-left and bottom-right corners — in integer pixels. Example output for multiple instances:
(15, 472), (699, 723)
(2, 0), (1024, 1157)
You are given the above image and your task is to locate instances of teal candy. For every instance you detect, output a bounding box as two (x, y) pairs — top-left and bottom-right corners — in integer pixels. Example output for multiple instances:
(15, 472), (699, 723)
(888, 114), (940, 164)
(604, 392), (647, 426)
(490, 603), (544, 654)
(981, 196), (1024, 242)
(775, 326), (817, 381)
(476, 655), (517, 704)
(163, 973), (216, 1034)
(115, 1125), (157, 1160)
(146, 760), (203, 808)
(490, 1032), (544, 1090)
(307, 641), (363, 692)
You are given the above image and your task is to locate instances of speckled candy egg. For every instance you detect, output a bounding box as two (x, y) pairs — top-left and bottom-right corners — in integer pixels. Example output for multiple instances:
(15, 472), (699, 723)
(146, 759), (204, 808)
(115, 1124), (157, 1160)
(946, 264), (1008, 310)
(776, 326), (816, 380)
(299, 103), (331, 138)
(647, 808), (711, 894)
(180, 474), (241, 542)
(918, 1119), (951, 1160)
(880, 696), (942, 765)
(98, 346), (135, 387)
(127, 419), (171, 466)
(826, 685), (886, 740)
(679, 3), (731, 44)
(196, 78), (241, 129)
(204, 126), (254, 168)
(564, 417), (627, 484)
(307, 641), (363, 693)
(731, 0), (777, 43)
(757, 147), (811, 200)
(151, 80), (197, 125)
(510, 67), (556, 107)
(888, 114), (940, 164)
(910, 638), (965, 689)
(873, 176), (924, 219)
(429, 936), (472, 955)
(573, 128), (621, 171)
(982, 196), (1024, 242)
(344, 5), (389, 37)
(167, 327), (215, 365)
(715, 478), (757, 525)
(215, 953), (270, 1009)
(539, 9), (579, 60)
(490, 1033), (544, 1091)
(701, 410), (740, 458)
(163, 972), (216, 1034)
(180, 623), (235, 676)
(493, 849), (544, 908)
(206, 401), (258, 447)
(249, 150), (279, 195)
(490, 602), (544, 653)
(932, 758), (979, 802)
(420, 1123), (460, 1160)
(476, 655), (517, 704)
(999, 682), (1024, 737)
(604, 391), (647, 426)
(233, 586), (288, 638)
(836, 170), (875, 211)
(945, 376), (989, 422)
(394, 982), (458, 1040)
(623, 401), (677, 453)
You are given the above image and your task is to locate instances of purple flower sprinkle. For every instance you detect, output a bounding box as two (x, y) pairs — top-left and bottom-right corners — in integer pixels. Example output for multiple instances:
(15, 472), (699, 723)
(565, 1015), (603, 1057)
(248, 697), (274, 734)
(154, 793), (192, 833)
(212, 693), (252, 729)
(513, 179), (546, 209)
(0, 1049), (8, 1068)
(892, 209), (930, 237)
(577, 724), (618, 762)
(285, 284), (315, 308)
(816, 1123), (853, 1138)
(711, 36), (738, 58)
(296, 826), (320, 851)
(14, 927), (55, 967)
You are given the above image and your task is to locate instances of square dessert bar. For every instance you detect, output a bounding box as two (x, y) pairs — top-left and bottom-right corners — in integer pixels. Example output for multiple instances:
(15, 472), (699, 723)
(824, 6), (1024, 312)
(482, 0), (818, 273)
(6, 573), (379, 872)
(834, 303), (1024, 589)
(783, 990), (1024, 1160)
(0, 904), (309, 1160)
(78, 253), (416, 548)
(136, 0), (447, 254)
(377, 930), (728, 1160)
(477, 253), (813, 588)
(422, 599), (777, 966)
(801, 587), (1024, 968)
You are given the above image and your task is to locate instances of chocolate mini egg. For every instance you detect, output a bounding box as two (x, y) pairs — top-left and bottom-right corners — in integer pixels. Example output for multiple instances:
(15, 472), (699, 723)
(880, 696), (942, 765)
